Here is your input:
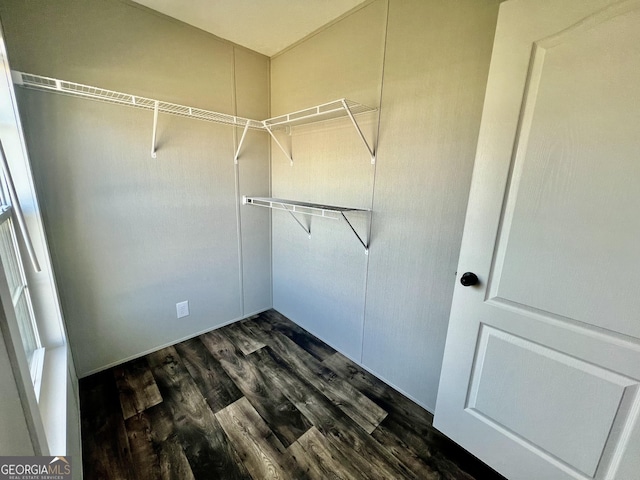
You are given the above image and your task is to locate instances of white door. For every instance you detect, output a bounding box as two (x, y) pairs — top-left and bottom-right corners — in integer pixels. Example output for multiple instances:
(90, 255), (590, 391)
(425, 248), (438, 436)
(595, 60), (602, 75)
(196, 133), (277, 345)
(434, 1), (640, 479)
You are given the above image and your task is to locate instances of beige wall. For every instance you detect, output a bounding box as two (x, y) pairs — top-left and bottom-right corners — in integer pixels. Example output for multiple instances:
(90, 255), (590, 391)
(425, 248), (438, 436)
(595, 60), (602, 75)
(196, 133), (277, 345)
(270, 0), (386, 359)
(271, 0), (499, 410)
(0, 0), (500, 411)
(0, 0), (271, 376)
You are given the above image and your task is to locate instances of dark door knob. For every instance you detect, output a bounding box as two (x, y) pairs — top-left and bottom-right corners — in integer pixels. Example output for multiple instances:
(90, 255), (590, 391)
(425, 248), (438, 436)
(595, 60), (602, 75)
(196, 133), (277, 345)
(460, 272), (479, 287)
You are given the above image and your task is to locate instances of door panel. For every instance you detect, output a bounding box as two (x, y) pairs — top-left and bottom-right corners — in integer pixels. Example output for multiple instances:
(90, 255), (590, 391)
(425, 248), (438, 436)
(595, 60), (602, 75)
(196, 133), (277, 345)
(493, 4), (640, 336)
(434, 1), (640, 479)
(468, 326), (637, 478)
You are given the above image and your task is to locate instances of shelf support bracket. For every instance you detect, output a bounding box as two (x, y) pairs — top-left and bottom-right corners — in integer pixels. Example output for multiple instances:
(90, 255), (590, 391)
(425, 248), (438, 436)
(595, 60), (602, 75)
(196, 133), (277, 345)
(234, 121), (250, 164)
(341, 99), (376, 164)
(151, 100), (159, 158)
(340, 211), (369, 255)
(263, 123), (294, 166)
(281, 204), (311, 238)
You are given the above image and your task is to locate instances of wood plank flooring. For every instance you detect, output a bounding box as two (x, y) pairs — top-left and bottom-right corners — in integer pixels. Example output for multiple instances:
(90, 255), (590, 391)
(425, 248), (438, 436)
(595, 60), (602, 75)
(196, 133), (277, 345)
(80, 309), (505, 479)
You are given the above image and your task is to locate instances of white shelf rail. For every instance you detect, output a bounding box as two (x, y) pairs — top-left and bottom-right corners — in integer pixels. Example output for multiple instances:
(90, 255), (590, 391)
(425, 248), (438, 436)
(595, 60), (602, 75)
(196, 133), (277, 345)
(12, 71), (264, 159)
(263, 98), (377, 165)
(243, 196), (370, 254)
(12, 71), (377, 165)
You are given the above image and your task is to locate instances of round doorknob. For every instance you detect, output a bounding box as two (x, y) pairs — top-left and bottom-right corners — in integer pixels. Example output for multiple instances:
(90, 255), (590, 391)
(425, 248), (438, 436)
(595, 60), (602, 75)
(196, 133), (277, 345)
(460, 272), (479, 287)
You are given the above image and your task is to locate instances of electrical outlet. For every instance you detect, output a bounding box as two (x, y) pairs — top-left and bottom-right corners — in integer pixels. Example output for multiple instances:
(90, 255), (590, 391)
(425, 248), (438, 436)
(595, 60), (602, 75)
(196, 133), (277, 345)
(176, 300), (189, 319)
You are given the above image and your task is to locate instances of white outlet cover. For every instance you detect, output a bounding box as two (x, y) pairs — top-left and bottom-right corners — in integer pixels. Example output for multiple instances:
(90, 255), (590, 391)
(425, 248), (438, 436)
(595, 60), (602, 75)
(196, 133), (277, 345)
(176, 301), (189, 318)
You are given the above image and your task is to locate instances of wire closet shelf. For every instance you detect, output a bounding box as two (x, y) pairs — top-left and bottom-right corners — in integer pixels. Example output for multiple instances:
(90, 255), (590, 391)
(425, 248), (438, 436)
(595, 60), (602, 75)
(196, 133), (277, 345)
(13, 71), (264, 129)
(12, 71), (377, 162)
(13, 72), (375, 132)
(243, 197), (371, 254)
(13, 71), (376, 254)
(263, 99), (375, 129)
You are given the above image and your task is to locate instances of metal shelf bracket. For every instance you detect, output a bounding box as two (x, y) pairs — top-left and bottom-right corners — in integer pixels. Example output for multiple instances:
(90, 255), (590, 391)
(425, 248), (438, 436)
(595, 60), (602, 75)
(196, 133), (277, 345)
(340, 211), (369, 255)
(283, 205), (311, 238)
(263, 123), (293, 166)
(234, 120), (250, 164)
(340, 99), (376, 164)
(151, 100), (159, 158)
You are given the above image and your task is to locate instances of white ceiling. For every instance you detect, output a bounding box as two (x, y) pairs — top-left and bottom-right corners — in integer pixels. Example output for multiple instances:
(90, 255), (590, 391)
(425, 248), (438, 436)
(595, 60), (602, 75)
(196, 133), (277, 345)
(132, 0), (369, 57)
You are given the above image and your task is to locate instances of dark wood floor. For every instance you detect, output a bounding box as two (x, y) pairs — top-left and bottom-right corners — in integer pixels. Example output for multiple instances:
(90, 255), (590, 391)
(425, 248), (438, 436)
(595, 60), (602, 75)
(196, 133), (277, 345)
(80, 309), (505, 479)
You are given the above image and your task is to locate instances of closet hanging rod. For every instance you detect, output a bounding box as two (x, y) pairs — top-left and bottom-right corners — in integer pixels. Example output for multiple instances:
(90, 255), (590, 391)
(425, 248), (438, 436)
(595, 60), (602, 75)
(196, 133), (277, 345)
(11, 71), (264, 130)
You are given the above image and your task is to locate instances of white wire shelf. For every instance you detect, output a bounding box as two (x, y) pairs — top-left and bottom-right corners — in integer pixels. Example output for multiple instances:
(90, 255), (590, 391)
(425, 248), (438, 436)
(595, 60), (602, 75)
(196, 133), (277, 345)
(263, 99), (376, 129)
(243, 196), (370, 253)
(12, 71), (377, 163)
(262, 98), (377, 165)
(12, 71), (264, 130)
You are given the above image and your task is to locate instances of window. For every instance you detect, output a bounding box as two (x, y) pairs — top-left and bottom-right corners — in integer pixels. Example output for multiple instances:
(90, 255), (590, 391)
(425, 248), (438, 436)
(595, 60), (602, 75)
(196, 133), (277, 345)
(1, 24), (71, 456)
(0, 186), (44, 397)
